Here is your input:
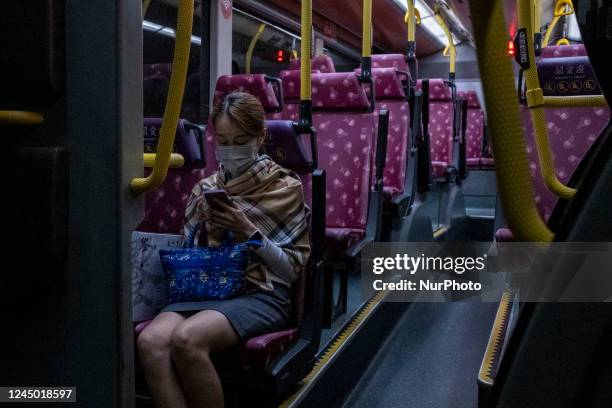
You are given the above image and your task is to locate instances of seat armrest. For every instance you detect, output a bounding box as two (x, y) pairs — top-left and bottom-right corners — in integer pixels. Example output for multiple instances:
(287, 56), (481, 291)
(346, 236), (375, 259)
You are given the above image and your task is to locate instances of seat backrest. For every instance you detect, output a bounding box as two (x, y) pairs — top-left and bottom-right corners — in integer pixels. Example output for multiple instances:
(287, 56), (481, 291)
(457, 90), (485, 161)
(310, 72), (375, 230)
(540, 44), (587, 59)
(416, 78), (454, 179)
(356, 67), (411, 197)
(521, 54), (610, 221)
(288, 54), (336, 73)
(137, 118), (206, 234)
(280, 70), (376, 230)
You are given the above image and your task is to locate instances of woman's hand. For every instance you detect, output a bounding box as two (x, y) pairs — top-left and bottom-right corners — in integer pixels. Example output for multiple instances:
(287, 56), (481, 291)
(209, 199), (258, 237)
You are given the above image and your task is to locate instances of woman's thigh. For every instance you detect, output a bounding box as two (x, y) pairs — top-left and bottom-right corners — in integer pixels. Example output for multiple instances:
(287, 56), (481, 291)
(171, 310), (239, 353)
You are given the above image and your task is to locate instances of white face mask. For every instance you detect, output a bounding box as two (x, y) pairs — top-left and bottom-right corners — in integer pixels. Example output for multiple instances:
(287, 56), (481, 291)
(215, 140), (260, 177)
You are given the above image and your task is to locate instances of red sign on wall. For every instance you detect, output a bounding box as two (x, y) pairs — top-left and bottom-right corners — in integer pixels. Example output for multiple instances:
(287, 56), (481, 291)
(221, 0), (232, 20)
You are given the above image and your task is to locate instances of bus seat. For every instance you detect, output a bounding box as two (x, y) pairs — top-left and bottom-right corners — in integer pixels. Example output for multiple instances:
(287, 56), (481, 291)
(371, 54), (410, 71)
(457, 90), (489, 170)
(540, 44), (587, 59)
(212, 74), (283, 118)
(288, 54), (336, 72)
(356, 67), (411, 199)
(416, 79), (455, 180)
(280, 69), (321, 123)
(137, 118), (206, 234)
(144, 63), (172, 118)
(278, 69), (378, 253)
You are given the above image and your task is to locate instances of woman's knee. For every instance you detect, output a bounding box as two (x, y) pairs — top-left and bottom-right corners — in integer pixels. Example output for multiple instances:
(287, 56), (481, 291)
(137, 325), (173, 359)
(170, 322), (210, 358)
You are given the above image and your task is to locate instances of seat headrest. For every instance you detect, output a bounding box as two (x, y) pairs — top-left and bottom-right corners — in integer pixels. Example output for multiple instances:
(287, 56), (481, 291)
(281, 71), (371, 111)
(354, 67), (407, 100)
(288, 54), (336, 73)
(143, 118), (205, 168)
(264, 120), (312, 175)
(457, 90), (481, 108)
(312, 72), (371, 110)
(371, 54), (410, 72)
(213, 74), (282, 113)
(416, 79), (452, 102)
(540, 44), (587, 59)
(280, 69), (321, 101)
(144, 63), (172, 80)
(537, 56), (602, 96)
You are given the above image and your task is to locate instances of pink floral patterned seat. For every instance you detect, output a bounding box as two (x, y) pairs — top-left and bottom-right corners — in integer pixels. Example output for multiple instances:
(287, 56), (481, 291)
(279, 70), (376, 253)
(540, 44), (587, 59)
(288, 54), (336, 73)
(137, 119), (206, 234)
(416, 79), (454, 179)
(498, 51), (610, 241)
(355, 67), (410, 199)
(458, 90), (488, 170)
(371, 54), (409, 71)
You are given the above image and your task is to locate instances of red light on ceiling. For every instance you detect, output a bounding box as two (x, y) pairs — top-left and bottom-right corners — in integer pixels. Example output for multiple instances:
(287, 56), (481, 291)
(276, 50), (285, 62)
(508, 39), (515, 56)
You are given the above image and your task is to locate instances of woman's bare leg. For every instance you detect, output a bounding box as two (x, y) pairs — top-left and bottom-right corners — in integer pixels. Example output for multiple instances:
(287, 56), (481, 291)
(170, 310), (239, 408)
(137, 312), (189, 408)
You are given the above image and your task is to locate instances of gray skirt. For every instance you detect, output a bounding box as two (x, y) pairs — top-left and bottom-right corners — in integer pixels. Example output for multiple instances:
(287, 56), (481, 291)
(160, 283), (292, 340)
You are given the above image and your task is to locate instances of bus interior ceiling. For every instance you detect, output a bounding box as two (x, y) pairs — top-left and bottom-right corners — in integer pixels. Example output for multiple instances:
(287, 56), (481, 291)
(2, 0), (611, 406)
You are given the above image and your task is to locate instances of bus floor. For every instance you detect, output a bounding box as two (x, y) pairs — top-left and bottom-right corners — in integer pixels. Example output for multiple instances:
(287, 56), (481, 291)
(341, 301), (498, 408)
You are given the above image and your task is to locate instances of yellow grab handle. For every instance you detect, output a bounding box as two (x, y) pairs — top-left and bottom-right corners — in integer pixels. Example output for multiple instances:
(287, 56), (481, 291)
(362, 0), (373, 58)
(556, 38), (570, 46)
(543, 95), (608, 108)
(0, 111), (44, 125)
(130, 0), (193, 193)
(520, 0), (577, 200)
(469, 0), (553, 241)
(300, 0), (312, 101)
(245, 23), (266, 74)
(143, 153), (184, 168)
(434, 7), (456, 77)
(542, 0), (574, 46)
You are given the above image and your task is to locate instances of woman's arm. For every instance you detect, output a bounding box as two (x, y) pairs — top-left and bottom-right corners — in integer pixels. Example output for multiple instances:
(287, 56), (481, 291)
(251, 234), (297, 283)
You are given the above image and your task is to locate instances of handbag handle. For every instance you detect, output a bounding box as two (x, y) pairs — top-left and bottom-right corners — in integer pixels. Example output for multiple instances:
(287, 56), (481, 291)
(185, 223), (262, 249)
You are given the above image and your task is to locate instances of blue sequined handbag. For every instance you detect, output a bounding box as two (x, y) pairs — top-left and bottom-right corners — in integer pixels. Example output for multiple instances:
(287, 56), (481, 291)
(159, 225), (260, 303)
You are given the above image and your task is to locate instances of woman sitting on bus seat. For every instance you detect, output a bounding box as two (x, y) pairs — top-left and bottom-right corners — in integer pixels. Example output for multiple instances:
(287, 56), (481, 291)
(137, 92), (311, 408)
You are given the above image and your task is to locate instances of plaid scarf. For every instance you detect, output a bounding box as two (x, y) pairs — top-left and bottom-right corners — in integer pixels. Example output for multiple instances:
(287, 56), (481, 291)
(184, 155), (311, 291)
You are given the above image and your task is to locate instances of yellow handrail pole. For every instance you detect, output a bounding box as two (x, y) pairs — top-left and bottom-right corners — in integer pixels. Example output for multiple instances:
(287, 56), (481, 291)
(543, 95), (607, 107)
(0, 111), (44, 125)
(362, 0), (373, 60)
(468, 0), (554, 241)
(300, 0), (311, 104)
(130, 0), (193, 193)
(245, 23), (266, 74)
(143, 153), (184, 168)
(434, 8), (456, 80)
(520, 0), (576, 200)
(406, 0), (416, 43)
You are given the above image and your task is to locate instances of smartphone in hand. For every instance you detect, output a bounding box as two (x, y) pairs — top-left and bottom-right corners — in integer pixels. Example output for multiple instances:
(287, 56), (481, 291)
(203, 189), (232, 210)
